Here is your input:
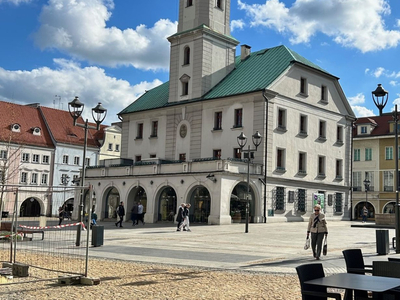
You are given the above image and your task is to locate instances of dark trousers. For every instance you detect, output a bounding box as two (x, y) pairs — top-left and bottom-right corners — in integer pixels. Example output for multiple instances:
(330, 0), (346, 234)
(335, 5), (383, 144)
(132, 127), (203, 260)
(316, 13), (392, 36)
(177, 219), (183, 229)
(311, 232), (325, 258)
(116, 215), (123, 227)
(136, 213), (144, 224)
(131, 213), (137, 224)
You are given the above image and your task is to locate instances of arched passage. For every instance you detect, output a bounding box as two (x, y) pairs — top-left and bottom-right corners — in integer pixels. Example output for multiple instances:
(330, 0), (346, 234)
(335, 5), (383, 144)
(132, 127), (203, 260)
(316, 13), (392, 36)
(20, 197), (41, 217)
(158, 187), (177, 222)
(187, 185), (211, 223)
(383, 201), (396, 214)
(103, 187), (120, 219)
(354, 201), (375, 221)
(126, 187), (147, 221)
(230, 183), (255, 223)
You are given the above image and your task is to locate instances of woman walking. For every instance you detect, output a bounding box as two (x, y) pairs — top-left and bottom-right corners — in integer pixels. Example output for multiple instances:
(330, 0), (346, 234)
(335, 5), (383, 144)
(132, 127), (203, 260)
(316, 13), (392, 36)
(306, 204), (328, 260)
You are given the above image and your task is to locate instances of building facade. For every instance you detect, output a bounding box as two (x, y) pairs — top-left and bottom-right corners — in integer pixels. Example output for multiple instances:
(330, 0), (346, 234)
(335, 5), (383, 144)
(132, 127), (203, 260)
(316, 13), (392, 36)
(84, 0), (355, 225)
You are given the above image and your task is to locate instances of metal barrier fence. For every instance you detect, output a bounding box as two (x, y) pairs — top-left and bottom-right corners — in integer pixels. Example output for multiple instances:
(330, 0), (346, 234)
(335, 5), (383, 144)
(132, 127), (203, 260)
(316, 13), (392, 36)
(0, 184), (92, 284)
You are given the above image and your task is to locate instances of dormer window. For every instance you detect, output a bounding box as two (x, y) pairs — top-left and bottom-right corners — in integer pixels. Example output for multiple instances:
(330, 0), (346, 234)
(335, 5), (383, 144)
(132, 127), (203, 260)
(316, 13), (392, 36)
(32, 127), (41, 136)
(11, 123), (21, 132)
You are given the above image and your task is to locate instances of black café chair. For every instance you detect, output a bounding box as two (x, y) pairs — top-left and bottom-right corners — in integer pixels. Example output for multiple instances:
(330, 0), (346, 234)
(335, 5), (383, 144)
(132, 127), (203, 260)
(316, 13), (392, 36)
(373, 261), (400, 300)
(342, 249), (372, 300)
(296, 263), (341, 300)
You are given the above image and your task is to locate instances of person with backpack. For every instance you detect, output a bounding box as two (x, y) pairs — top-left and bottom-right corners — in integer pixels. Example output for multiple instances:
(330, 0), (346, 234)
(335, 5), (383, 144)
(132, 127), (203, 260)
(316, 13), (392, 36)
(115, 201), (125, 228)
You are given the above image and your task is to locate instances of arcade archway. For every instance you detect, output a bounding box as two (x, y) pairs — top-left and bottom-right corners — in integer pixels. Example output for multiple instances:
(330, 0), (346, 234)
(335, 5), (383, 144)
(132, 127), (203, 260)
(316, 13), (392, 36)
(230, 183), (255, 223)
(20, 197), (41, 217)
(188, 186), (211, 223)
(104, 187), (120, 219)
(158, 187), (177, 222)
(354, 202), (375, 221)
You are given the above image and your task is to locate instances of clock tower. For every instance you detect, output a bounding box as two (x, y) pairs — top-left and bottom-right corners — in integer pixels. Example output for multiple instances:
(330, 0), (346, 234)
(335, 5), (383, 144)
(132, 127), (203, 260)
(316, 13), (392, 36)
(167, 0), (239, 103)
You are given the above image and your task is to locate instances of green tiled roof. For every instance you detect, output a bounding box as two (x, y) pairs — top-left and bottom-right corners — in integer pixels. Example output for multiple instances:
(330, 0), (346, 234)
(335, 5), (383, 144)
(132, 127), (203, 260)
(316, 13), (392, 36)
(119, 45), (334, 115)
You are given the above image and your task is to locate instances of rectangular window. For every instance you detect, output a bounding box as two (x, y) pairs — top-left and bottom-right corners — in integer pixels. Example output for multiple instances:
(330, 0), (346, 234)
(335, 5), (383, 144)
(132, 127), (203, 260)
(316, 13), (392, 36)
(361, 126), (367, 134)
(213, 149), (221, 159)
(216, 0), (222, 9)
(336, 159), (343, 179)
(74, 156), (80, 165)
(297, 189), (306, 212)
(42, 155), (49, 164)
(135, 155), (142, 162)
(137, 123), (143, 139)
(386, 146), (393, 160)
(336, 126), (343, 143)
(214, 112), (222, 130)
(278, 108), (286, 130)
(318, 156), (326, 176)
(63, 155), (69, 164)
(384, 171), (394, 192)
(179, 153), (186, 161)
(300, 115), (308, 135)
(353, 171), (361, 191)
(22, 153), (30, 162)
(150, 154), (156, 158)
(354, 149), (361, 161)
(321, 85), (327, 101)
(300, 77), (308, 95)
(20, 172), (27, 183)
(85, 158), (90, 166)
(0, 150), (7, 160)
(275, 186), (285, 210)
(151, 121), (158, 137)
(108, 143), (113, 151)
(187, 0), (193, 6)
(31, 173), (38, 184)
(365, 148), (372, 161)
(335, 193), (343, 213)
(298, 152), (306, 174)
(319, 120), (326, 140)
(73, 175), (79, 184)
(365, 171), (374, 191)
(277, 148), (286, 171)
(234, 109), (243, 128)
(115, 144), (120, 152)
(32, 154), (40, 163)
(234, 148), (241, 159)
(182, 82), (189, 95)
(41, 173), (48, 185)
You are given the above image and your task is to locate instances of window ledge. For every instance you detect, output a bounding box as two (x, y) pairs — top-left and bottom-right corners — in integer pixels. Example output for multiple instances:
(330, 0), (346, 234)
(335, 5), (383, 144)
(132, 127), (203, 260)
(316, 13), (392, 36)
(298, 132), (308, 137)
(319, 99), (328, 104)
(335, 141), (344, 146)
(149, 135), (158, 139)
(276, 126), (287, 133)
(212, 128), (223, 132)
(231, 126), (243, 130)
(135, 137), (143, 140)
(317, 137), (327, 142)
(335, 176), (343, 181)
(317, 174), (326, 179)
(299, 92), (309, 97)
(275, 167), (286, 173)
(297, 171), (307, 176)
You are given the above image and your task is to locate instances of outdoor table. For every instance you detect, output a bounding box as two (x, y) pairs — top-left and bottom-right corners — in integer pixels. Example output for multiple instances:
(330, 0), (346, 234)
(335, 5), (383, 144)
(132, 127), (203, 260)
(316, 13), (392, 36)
(305, 273), (400, 299)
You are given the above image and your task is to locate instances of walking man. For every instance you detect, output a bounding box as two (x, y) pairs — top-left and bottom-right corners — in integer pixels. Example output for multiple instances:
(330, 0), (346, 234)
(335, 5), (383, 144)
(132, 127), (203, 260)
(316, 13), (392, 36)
(137, 201), (145, 225)
(115, 201), (125, 228)
(176, 203), (185, 231)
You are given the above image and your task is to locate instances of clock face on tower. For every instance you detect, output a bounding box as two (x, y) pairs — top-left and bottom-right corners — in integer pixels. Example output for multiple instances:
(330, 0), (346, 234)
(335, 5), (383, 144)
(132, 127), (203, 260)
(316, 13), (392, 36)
(180, 124), (187, 138)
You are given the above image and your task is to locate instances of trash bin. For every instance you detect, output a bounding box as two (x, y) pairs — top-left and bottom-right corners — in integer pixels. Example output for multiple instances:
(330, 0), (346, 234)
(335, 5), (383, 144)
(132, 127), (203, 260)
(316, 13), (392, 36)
(376, 229), (389, 255)
(91, 225), (104, 247)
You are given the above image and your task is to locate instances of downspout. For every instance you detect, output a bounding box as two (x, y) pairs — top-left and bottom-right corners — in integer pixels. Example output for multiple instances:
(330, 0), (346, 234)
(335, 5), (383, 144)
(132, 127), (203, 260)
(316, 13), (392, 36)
(350, 119), (356, 221)
(262, 89), (278, 223)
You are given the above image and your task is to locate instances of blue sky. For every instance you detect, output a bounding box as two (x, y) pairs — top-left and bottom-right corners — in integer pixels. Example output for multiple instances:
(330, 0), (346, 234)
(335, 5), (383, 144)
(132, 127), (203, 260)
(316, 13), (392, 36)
(0, 0), (400, 125)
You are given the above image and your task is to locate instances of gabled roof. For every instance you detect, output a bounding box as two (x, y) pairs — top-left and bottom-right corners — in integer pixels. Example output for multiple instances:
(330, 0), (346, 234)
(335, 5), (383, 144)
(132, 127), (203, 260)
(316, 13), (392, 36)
(119, 45), (334, 115)
(354, 114), (394, 137)
(40, 106), (100, 148)
(0, 101), (54, 148)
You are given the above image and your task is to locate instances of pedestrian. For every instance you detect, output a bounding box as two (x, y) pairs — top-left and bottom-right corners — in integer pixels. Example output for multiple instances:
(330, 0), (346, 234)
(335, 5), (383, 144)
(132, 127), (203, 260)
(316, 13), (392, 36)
(306, 204), (328, 260)
(362, 206), (368, 223)
(137, 202), (145, 225)
(115, 201), (125, 228)
(181, 204), (191, 232)
(131, 202), (138, 226)
(58, 207), (64, 226)
(176, 203), (185, 231)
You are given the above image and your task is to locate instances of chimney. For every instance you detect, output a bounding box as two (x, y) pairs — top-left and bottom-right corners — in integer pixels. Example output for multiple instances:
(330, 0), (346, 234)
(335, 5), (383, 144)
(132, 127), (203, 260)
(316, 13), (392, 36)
(241, 44), (251, 61)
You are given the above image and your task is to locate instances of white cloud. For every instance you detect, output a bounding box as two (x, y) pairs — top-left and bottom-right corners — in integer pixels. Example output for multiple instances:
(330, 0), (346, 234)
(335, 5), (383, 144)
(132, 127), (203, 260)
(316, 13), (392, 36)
(348, 93), (365, 105)
(0, 59), (163, 124)
(390, 80), (398, 86)
(237, 0), (400, 52)
(368, 67), (400, 79)
(33, 0), (177, 70)
(351, 106), (374, 117)
(231, 19), (245, 31)
(374, 67), (385, 78)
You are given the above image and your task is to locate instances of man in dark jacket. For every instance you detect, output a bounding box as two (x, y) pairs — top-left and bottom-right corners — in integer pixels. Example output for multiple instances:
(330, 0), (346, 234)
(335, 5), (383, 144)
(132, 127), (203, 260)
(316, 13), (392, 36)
(176, 203), (185, 231)
(115, 201), (125, 228)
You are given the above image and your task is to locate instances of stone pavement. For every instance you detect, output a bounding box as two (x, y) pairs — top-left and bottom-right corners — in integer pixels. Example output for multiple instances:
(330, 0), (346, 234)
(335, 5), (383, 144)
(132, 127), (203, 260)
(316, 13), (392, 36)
(88, 220), (400, 275)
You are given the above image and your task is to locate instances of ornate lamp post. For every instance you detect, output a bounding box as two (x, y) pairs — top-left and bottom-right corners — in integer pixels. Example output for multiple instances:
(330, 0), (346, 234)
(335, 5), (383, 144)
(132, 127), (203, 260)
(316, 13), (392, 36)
(372, 85), (400, 253)
(363, 178), (370, 207)
(237, 131), (262, 233)
(68, 97), (107, 246)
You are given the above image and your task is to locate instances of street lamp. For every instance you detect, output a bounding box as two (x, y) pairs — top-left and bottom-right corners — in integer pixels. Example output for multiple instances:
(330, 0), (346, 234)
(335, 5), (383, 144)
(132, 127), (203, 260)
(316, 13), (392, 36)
(237, 131), (262, 233)
(363, 178), (370, 207)
(68, 97), (107, 246)
(372, 85), (400, 254)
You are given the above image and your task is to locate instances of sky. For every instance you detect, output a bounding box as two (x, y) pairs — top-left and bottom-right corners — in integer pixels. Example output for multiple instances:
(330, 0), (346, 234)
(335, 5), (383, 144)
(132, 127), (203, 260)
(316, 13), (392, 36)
(0, 0), (400, 125)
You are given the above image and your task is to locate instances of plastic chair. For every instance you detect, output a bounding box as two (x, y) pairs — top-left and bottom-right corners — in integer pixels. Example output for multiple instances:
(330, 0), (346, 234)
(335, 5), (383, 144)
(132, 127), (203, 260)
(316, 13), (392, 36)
(296, 263), (341, 300)
(342, 249), (372, 300)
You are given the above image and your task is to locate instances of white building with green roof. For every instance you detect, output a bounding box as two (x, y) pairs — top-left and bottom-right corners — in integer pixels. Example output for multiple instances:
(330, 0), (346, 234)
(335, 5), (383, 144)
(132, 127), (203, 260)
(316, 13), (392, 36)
(86, 0), (355, 225)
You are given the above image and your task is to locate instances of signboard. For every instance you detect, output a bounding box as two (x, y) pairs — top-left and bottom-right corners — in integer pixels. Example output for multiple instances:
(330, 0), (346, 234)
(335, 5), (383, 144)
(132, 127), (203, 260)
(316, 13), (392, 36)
(313, 193), (325, 210)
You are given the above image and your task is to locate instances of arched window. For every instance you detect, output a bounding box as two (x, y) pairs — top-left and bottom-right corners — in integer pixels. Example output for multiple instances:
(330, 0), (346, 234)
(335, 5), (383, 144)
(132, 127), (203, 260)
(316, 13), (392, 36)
(184, 47), (190, 65)
(180, 74), (190, 96)
(216, 0), (222, 9)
